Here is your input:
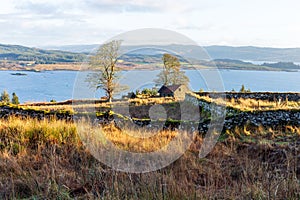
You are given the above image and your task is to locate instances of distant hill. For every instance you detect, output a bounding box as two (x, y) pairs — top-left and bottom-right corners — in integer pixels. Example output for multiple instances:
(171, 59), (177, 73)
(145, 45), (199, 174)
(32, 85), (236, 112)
(43, 44), (300, 62)
(43, 44), (99, 53)
(1, 43), (300, 71)
(205, 46), (300, 62)
(262, 62), (300, 70)
(117, 55), (299, 71)
(0, 44), (86, 64)
(211, 59), (291, 71)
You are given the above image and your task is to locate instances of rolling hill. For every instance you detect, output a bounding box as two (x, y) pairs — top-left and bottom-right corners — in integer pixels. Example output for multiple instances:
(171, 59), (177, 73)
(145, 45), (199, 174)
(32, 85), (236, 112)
(0, 44), (86, 64)
(205, 45), (300, 62)
(44, 44), (300, 62)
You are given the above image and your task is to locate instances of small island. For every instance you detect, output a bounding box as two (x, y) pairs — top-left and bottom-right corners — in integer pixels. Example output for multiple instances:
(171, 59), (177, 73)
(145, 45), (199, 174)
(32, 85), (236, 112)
(10, 72), (27, 76)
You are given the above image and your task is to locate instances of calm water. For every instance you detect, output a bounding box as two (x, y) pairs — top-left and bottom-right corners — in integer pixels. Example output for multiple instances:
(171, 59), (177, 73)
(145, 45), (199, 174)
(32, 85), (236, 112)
(0, 70), (299, 103)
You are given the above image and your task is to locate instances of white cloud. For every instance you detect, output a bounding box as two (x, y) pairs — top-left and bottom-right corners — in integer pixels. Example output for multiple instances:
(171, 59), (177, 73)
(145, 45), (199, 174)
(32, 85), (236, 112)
(0, 0), (299, 47)
(0, 1), (15, 14)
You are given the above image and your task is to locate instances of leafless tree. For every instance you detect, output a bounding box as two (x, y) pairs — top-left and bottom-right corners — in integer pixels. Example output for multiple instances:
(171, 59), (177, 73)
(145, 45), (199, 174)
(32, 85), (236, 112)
(86, 40), (126, 102)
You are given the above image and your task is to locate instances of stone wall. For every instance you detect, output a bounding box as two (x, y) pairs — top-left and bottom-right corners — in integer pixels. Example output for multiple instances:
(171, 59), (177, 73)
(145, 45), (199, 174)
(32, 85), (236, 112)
(198, 110), (300, 133)
(0, 106), (72, 121)
(186, 94), (300, 132)
(195, 92), (300, 101)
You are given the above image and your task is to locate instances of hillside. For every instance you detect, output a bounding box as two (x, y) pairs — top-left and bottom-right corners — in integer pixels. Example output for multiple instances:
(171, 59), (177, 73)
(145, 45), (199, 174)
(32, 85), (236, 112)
(44, 44), (300, 62)
(0, 44), (86, 64)
(205, 45), (300, 62)
(118, 55), (299, 71)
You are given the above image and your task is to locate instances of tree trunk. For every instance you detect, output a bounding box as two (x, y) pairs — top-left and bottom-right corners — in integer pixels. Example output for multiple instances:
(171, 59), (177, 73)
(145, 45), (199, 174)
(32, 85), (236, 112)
(108, 91), (113, 103)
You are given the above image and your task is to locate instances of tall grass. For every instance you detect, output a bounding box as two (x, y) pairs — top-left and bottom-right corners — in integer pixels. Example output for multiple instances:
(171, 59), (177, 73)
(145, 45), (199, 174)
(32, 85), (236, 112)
(0, 116), (299, 199)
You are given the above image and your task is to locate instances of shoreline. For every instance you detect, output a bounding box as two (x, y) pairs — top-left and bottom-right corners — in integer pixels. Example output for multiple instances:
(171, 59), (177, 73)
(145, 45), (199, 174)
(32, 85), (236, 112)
(0, 67), (298, 72)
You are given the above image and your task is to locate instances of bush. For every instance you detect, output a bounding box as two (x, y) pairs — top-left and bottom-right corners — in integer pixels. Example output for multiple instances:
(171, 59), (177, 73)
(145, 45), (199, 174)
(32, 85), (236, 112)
(240, 84), (245, 92)
(12, 92), (20, 105)
(140, 88), (158, 97)
(239, 84), (251, 93)
(0, 90), (10, 103)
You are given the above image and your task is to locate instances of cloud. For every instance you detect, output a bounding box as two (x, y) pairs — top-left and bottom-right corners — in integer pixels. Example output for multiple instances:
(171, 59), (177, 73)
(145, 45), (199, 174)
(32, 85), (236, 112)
(15, 1), (61, 15)
(83, 0), (160, 13)
(11, 0), (161, 15)
(176, 24), (214, 31)
(10, 0), (199, 15)
(1, 0), (300, 47)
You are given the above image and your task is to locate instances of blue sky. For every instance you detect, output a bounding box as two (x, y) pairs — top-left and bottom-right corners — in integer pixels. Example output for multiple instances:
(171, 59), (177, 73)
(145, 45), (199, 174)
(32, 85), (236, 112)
(0, 0), (299, 47)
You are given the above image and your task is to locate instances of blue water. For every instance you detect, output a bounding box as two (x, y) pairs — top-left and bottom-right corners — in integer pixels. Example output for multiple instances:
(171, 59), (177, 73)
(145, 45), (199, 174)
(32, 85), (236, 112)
(0, 70), (299, 103)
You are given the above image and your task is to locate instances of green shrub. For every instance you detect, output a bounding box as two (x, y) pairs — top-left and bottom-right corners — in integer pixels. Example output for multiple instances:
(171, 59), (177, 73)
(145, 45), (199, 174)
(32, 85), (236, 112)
(141, 88), (158, 97)
(239, 84), (251, 93)
(12, 92), (20, 105)
(0, 90), (10, 103)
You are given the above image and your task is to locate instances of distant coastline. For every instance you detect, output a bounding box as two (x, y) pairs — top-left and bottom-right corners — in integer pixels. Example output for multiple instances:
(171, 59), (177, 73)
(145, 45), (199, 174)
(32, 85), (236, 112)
(0, 63), (299, 72)
(1, 43), (300, 72)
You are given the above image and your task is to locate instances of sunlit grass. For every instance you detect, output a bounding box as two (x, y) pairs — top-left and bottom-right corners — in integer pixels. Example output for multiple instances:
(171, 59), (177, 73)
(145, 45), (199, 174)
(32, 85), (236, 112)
(19, 103), (110, 114)
(192, 93), (300, 111)
(14, 93), (300, 117)
(0, 116), (299, 199)
(0, 116), (79, 150)
(19, 97), (178, 115)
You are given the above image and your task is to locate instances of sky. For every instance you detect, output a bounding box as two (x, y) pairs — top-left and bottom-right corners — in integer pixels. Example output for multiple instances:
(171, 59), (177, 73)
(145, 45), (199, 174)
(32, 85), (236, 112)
(0, 0), (300, 48)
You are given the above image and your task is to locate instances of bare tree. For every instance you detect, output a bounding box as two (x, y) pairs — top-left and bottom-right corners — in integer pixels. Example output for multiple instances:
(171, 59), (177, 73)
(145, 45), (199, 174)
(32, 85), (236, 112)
(86, 40), (126, 102)
(155, 53), (189, 86)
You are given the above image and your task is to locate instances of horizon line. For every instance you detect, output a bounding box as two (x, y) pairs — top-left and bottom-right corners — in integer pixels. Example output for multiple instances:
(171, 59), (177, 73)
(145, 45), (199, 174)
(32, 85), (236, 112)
(2, 42), (300, 50)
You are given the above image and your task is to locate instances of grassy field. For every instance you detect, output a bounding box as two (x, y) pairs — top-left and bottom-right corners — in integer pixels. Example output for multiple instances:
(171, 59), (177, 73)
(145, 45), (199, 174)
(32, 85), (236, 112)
(0, 116), (299, 199)
(17, 95), (300, 120)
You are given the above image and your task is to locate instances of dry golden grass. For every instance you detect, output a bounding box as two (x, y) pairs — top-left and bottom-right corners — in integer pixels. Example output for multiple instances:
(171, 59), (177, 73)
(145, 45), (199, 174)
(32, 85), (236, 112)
(0, 116), (299, 199)
(20, 103), (111, 114)
(129, 97), (176, 105)
(20, 98), (179, 115)
(0, 116), (79, 147)
(101, 124), (179, 153)
(34, 63), (82, 71)
(229, 97), (300, 111)
(21, 104), (75, 113)
(193, 93), (300, 111)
